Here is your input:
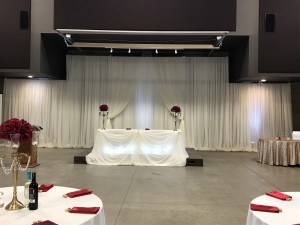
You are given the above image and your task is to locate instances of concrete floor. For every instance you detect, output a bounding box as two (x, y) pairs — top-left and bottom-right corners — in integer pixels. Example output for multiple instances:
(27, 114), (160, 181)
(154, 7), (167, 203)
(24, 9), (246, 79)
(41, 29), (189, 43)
(0, 148), (299, 225)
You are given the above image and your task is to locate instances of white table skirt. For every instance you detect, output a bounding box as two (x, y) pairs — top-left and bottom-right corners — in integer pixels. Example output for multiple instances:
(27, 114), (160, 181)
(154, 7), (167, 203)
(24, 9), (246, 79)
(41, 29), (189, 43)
(86, 129), (188, 166)
(246, 192), (300, 225)
(257, 137), (300, 166)
(0, 186), (105, 225)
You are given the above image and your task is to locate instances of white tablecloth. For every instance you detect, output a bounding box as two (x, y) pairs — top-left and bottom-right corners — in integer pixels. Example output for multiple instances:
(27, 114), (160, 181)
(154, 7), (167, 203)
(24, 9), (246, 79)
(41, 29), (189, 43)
(86, 129), (188, 166)
(246, 192), (300, 225)
(257, 137), (300, 166)
(0, 186), (105, 225)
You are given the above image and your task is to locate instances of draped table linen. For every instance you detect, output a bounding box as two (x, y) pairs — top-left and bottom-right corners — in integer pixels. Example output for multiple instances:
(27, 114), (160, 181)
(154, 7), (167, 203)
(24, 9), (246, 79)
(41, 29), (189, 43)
(86, 129), (188, 166)
(246, 192), (300, 225)
(257, 137), (300, 166)
(0, 186), (105, 225)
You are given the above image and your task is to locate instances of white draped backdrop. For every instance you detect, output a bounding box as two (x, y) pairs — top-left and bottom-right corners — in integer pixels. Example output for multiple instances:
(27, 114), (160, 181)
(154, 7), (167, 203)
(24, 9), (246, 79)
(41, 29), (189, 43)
(2, 56), (292, 151)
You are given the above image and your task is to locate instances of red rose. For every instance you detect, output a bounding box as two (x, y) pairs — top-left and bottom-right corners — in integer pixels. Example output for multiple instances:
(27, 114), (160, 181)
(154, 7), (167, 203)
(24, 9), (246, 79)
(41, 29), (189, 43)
(99, 104), (109, 111)
(0, 118), (32, 142)
(171, 106), (181, 113)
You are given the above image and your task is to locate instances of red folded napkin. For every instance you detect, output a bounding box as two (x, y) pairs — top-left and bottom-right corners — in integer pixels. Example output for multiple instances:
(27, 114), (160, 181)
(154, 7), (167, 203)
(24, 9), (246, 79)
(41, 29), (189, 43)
(250, 203), (281, 213)
(68, 207), (100, 214)
(33, 220), (58, 225)
(64, 189), (92, 198)
(38, 184), (54, 192)
(266, 190), (292, 201)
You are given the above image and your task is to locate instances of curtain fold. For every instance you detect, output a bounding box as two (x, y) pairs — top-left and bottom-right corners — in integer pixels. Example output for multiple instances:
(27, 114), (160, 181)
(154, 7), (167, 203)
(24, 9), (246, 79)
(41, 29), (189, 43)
(2, 56), (292, 151)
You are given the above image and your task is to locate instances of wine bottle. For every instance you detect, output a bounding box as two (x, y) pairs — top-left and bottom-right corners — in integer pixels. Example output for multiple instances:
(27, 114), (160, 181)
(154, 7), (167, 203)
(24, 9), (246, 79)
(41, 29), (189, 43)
(24, 170), (32, 208)
(29, 172), (38, 210)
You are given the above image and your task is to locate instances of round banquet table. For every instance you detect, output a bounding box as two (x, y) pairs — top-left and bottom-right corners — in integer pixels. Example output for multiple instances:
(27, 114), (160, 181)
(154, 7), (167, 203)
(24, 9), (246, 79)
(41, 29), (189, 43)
(0, 186), (105, 225)
(246, 192), (300, 225)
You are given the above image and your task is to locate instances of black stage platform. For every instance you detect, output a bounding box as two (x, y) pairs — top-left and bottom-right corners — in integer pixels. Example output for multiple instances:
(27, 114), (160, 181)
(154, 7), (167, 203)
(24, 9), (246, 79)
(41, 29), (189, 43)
(74, 148), (203, 167)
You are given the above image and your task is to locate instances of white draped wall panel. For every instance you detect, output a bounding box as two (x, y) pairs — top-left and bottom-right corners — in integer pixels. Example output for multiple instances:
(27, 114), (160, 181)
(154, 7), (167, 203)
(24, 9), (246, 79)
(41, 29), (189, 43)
(2, 56), (292, 151)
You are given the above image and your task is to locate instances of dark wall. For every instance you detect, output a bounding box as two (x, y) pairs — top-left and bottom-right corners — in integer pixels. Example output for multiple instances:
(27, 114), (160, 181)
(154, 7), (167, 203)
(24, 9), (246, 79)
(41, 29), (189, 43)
(54, 0), (236, 31)
(40, 33), (67, 79)
(259, 0), (300, 73)
(291, 83), (300, 131)
(0, 0), (31, 69)
(0, 78), (4, 94)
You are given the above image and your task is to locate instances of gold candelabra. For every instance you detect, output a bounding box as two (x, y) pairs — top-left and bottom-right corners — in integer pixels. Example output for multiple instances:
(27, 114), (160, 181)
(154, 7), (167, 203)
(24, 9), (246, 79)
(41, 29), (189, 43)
(0, 133), (31, 211)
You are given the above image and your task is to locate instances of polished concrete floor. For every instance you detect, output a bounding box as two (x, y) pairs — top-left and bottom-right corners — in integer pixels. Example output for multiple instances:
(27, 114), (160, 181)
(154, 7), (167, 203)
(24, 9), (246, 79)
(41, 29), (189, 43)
(0, 148), (299, 225)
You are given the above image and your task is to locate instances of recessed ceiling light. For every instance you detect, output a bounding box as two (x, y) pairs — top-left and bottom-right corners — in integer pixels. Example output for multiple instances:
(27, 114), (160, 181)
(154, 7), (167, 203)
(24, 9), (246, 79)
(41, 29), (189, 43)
(28, 75), (33, 78)
(260, 79), (266, 82)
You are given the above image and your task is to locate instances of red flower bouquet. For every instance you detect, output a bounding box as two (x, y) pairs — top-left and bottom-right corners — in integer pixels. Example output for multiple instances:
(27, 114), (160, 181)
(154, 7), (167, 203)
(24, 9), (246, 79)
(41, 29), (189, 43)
(171, 106), (181, 113)
(99, 104), (109, 111)
(0, 118), (32, 142)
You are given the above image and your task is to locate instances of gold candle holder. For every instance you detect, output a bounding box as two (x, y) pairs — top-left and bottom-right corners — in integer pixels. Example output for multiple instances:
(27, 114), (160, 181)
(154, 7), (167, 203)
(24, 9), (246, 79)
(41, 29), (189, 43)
(5, 148), (25, 210)
(0, 133), (31, 211)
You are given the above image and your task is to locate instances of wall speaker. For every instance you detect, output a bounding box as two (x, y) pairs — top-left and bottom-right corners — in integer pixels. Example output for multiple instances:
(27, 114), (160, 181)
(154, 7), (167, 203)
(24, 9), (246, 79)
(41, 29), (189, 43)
(20, 11), (30, 29)
(265, 13), (275, 32)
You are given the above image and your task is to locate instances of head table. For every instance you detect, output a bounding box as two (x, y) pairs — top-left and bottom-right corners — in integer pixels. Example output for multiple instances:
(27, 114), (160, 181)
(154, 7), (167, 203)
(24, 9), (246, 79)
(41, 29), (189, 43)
(246, 192), (300, 225)
(86, 129), (188, 166)
(0, 186), (105, 225)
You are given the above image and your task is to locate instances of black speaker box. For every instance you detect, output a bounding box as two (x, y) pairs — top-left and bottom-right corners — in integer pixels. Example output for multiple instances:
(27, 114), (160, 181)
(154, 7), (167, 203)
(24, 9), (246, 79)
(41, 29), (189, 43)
(265, 13), (275, 32)
(20, 10), (30, 29)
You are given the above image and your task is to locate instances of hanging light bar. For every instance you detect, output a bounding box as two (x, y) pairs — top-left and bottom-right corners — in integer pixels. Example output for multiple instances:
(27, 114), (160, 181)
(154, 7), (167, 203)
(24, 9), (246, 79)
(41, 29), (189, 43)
(69, 42), (220, 50)
(56, 29), (229, 36)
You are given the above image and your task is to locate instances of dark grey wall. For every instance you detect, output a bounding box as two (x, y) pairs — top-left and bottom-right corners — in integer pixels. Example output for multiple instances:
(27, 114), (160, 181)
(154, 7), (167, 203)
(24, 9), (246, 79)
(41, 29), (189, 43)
(291, 84), (300, 131)
(0, 0), (31, 69)
(259, 0), (300, 73)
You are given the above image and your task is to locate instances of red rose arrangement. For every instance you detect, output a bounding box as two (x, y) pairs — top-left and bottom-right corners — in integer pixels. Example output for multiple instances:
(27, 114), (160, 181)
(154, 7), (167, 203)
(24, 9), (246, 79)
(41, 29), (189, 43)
(0, 118), (33, 142)
(99, 104), (109, 111)
(171, 106), (181, 113)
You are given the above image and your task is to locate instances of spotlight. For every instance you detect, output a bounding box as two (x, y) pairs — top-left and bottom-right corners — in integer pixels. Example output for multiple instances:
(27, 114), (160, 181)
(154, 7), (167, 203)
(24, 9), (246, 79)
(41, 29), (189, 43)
(155, 49), (158, 54)
(28, 75), (33, 78)
(260, 79), (266, 82)
(110, 48), (113, 53)
(65, 34), (71, 38)
(128, 48), (131, 53)
(175, 49), (178, 54)
(217, 36), (222, 40)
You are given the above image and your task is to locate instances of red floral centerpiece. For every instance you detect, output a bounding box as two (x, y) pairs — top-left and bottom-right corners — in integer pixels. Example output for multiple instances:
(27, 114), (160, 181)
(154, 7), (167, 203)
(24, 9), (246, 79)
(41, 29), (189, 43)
(171, 106), (181, 113)
(0, 118), (32, 211)
(170, 106), (181, 131)
(0, 118), (32, 142)
(99, 104), (109, 111)
(99, 104), (109, 129)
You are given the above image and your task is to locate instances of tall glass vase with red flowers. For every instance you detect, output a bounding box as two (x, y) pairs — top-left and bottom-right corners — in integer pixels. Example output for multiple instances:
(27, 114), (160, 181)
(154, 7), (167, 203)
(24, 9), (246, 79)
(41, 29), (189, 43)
(170, 106), (181, 131)
(99, 104), (109, 129)
(0, 118), (32, 210)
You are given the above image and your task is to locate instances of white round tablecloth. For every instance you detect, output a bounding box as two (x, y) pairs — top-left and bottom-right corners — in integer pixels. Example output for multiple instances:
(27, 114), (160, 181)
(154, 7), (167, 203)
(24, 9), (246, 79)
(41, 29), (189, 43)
(0, 186), (105, 225)
(246, 192), (300, 225)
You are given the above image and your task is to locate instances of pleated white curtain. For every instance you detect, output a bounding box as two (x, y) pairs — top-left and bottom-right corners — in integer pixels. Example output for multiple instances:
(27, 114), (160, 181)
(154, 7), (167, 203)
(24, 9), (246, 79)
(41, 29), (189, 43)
(151, 57), (187, 131)
(2, 55), (292, 151)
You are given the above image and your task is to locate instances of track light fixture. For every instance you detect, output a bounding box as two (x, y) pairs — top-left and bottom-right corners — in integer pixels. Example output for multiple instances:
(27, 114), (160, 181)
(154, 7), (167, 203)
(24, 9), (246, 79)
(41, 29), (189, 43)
(128, 48), (131, 53)
(175, 49), (178, 54)
(110, 48), (113, 53)
(155, 49), (158, 54)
